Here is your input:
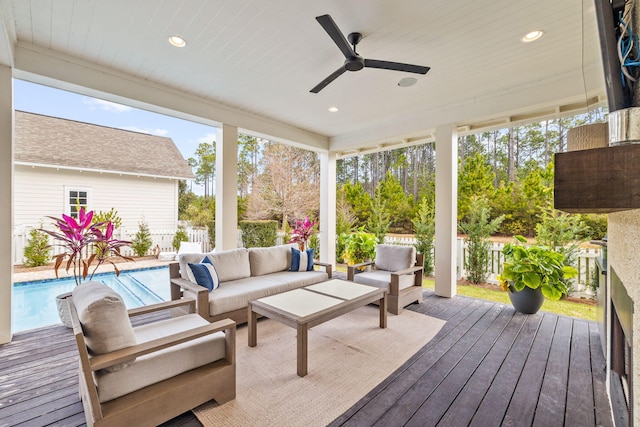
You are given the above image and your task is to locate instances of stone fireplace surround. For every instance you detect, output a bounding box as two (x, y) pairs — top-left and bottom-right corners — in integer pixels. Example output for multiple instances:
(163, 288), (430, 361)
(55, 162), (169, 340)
(609, 211), (640, 425)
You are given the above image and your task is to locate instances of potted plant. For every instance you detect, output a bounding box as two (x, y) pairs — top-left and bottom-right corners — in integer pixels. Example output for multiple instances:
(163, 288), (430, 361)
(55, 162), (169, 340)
(41, 208), (132, 326)
(498, 235), (578, 314)
(341, 228), (377, 268)
(289, 216), (317, 251)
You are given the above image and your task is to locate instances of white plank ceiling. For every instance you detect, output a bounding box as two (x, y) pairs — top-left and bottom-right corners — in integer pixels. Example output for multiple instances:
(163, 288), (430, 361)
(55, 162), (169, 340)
(2, 0), (606, 154)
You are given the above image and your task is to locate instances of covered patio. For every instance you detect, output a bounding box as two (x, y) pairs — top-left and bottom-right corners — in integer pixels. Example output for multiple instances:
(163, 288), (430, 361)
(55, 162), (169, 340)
(0, 0), (623, 425)
(0, 0), (606, 339)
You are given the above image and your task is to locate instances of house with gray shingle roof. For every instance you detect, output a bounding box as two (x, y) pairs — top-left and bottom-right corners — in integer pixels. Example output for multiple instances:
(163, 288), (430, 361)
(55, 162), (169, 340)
(14, 111), (194, 233)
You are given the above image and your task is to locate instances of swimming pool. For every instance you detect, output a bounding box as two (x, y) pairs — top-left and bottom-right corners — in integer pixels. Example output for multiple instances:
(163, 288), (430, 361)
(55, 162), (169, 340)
(12, 266), (170, 333)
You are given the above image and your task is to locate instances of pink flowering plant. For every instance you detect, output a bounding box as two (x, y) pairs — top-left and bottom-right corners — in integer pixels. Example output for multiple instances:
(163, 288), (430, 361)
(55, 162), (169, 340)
(41, 208), (132, 286)
(289, 216), (318, 249)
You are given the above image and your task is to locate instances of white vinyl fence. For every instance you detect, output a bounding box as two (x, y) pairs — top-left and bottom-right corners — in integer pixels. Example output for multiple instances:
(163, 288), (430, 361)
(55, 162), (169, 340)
(13, 226), (213, 265)
(384, 236), (600, 295)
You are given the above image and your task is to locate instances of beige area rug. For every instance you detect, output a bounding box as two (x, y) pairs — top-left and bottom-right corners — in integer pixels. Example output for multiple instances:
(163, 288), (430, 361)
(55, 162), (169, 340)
(194, 305), (445, 427)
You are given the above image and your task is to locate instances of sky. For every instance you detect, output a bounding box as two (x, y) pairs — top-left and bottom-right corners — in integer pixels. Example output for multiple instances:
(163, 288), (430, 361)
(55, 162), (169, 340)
(13, 79), (213, 193)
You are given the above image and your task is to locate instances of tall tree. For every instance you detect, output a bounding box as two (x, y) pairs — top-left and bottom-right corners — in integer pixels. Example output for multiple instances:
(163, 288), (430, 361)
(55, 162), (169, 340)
(238, 134), (261, 198)
(247, 143), (319, 227)
(507, 127), (516, 182)
(187, 141), (215, 197)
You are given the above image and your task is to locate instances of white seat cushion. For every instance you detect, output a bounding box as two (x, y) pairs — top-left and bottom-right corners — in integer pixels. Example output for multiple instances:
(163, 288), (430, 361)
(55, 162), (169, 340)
(353, 270), (415, 291)
(94, 314), (227, 403)
(208, 271), (328, 315)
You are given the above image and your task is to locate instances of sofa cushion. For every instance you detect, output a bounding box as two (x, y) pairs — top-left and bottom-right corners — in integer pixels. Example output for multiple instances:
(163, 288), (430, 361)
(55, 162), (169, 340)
(208, 270), (328, 315)
(248, 244), (296, 276)
(209, 248), (251, 282)
(374, 244), (416, 272)
(188, 262), (220, 291)
(290, 248), (314, 271)
(72, 281), (137, 371)
(94, 313), (227, 403)
(353, 270), (416, 291)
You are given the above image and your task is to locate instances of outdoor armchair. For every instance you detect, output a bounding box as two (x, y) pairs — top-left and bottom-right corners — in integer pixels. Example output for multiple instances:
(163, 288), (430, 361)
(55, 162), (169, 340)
(347, 244), (424, 314)
(70, 281), (236, 427)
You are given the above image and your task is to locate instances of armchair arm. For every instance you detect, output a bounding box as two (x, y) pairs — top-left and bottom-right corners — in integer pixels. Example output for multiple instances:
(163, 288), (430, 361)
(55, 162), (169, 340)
(390, 265), (424, 276)
(313, 261), (333, 278)
(127, 298), (196, 318)
(390, 265), (424, 295)
(347, 260), (375, 281)
(89, 318), (236, 372)
(170, 277), (210, 318)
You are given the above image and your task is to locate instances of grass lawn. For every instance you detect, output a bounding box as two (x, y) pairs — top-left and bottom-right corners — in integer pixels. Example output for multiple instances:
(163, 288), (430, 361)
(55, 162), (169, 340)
(422, 279), (596, 321)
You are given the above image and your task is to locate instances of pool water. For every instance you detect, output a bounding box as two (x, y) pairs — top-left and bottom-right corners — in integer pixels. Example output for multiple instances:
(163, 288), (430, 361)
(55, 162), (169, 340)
(12, 266), (170, 332)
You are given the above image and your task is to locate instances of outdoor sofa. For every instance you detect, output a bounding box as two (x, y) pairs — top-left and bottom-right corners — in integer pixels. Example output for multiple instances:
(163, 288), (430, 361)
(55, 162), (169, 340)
(170, 243), (332, 324)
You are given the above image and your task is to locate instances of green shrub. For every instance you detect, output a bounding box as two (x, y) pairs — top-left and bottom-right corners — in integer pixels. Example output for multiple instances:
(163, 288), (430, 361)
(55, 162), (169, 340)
(131, 220), (153, 256)
(459, 197), (504, 284)
(207, 220), (215, 248)
(367, 191), (390, 244)
(172, 225), (189, 250)
(412, 196), (435, 275)
(23, 227), (51, 267)
(577, 214), (608, 240)
(92, 208), (122, 229)
(308, 233), (320, 258)
(239, 220), (278, 247)
(336, 186), (356, 263)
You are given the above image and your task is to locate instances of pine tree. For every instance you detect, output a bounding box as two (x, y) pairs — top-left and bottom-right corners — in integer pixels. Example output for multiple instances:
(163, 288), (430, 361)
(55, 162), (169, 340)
(131, 220), (153, 256)
(459, 197), (504, 284)
(23, 227), (51, 267)
(412, 196), (435, 275)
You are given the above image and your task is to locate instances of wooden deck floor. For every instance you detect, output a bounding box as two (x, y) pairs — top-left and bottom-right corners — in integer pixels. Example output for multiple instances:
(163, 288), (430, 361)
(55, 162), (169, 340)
(0, 291), (612, 426)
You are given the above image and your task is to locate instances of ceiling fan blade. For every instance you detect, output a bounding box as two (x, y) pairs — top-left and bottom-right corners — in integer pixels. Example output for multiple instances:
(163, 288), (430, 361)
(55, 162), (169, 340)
(364, 59), (430, 75)
(310, 66), (347, 93)
(315, 14), (356, 59)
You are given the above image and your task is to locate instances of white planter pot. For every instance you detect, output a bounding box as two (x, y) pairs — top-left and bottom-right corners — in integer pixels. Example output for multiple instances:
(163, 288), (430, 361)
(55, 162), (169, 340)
(55, 292), (74, 328)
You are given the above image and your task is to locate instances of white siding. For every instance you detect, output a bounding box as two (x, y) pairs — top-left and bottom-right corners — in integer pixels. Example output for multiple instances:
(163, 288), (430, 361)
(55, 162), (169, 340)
(14, 165), (179, 231)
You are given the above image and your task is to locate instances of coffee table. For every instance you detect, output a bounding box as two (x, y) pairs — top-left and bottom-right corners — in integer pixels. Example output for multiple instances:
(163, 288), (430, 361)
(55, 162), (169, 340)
(248, 279), (387, 377)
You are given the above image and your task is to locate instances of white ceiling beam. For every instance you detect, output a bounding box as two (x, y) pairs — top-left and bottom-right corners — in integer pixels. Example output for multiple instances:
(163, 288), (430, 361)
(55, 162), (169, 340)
(329, 64), (607, 152)
(13, 43), (330, 151)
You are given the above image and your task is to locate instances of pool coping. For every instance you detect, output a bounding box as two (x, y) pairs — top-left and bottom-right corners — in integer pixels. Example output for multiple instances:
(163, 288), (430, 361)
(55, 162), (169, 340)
(12, 258), (174, 283)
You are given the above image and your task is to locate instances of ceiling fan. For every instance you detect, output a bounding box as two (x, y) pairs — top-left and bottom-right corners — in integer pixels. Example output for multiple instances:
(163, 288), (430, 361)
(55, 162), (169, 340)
(310, 14), (430, 93)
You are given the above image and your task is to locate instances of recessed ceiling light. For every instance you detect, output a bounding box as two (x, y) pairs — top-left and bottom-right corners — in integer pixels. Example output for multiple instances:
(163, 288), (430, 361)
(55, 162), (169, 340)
(521, 30), (544, 43)
(168, 35), (187, 47)
(328, 106), (339, 112)
(398, 77), (417, 87)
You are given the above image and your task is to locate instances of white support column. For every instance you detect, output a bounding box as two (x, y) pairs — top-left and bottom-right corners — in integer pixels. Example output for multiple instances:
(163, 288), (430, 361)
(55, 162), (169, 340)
(434, 124), (458, 297)
(0, 65), (13, 343)
(215, 124), (238, 251)
(319, 151), (337, 266)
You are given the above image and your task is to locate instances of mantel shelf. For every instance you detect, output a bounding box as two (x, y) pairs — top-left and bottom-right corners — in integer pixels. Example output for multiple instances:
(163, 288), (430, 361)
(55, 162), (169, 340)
(554, 144), (640, 214)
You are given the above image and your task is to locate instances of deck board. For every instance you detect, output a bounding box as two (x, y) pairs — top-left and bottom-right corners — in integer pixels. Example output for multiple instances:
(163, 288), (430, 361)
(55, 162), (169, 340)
(565, 320), (596, 426)
(0, 290), (613, 427)
(532, 316), (573, 427)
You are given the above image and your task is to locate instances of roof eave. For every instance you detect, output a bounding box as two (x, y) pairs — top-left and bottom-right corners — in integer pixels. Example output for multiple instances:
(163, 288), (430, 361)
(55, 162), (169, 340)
(14, 161), (195, 181)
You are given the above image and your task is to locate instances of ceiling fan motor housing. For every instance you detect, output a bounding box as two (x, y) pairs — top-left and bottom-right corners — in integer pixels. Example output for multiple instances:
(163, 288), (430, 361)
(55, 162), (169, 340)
(345, 56), (365, 71)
